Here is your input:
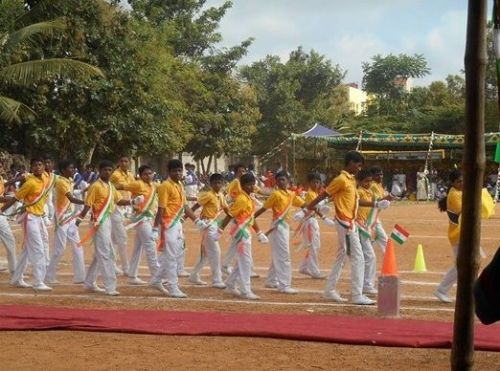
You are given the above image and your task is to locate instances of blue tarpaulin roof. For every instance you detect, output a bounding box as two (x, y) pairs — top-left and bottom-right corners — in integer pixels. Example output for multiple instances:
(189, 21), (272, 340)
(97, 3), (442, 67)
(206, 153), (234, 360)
(300, 123), (340, 137)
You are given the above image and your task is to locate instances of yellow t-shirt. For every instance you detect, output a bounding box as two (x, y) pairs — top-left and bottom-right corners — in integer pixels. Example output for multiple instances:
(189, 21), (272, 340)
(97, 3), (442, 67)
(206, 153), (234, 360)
(15, 175), (48, 216)
(447, 187), (462, 246)
(229, 192), (254, 221)
(110, 168), (135, 199)
(356, 187), (374, 224)
(325, 170), (358, 221)
(55, 176), (73, 212)
(226, 178), (261, 201)
(198, 190), (227, 220)
(303, 189), (318, 204)
(85, 179), (121, 214)
(0, 176), (4, 207)
(123, 179), (157, 216)
(370, 181), (385, 200)
(157, 178), (185, 219)
(263, 189), (304, 221)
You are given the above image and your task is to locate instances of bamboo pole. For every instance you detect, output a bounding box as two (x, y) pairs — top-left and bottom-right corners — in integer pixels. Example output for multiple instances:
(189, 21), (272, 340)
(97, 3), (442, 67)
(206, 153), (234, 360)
(451, 1), (487, 370)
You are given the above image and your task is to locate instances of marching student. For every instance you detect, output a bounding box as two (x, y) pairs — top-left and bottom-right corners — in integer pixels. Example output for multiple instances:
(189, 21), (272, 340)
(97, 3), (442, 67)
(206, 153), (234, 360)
(369, 166), (393, 254)
(219, 173), (269, 300)
(46, 160), (86, 284)
(115, 165), (159, 285)
(78, 160), (143, 296)
(109, 155), (135, 276)
(254, 171), (311, 294)
(0, 162), (17, 274)
(189, 173), (228, 288)
(355, 169), (380, 295)
(298, 151), (390, 305)
(2, 158), (53, 291)
(149, 159), (209, 298)
(42, 154), (56, 225)
(222, 163), (266, 277)
(298, 172), (329, 279)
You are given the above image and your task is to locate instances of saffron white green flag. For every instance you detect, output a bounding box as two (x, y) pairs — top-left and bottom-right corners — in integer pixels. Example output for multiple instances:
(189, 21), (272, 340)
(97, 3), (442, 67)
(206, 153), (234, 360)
(391, 224), (410, 245)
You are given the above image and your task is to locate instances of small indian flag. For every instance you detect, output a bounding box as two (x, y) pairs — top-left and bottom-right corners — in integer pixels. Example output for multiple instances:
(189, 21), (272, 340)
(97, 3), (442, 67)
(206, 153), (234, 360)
(391, 224), (410, 245)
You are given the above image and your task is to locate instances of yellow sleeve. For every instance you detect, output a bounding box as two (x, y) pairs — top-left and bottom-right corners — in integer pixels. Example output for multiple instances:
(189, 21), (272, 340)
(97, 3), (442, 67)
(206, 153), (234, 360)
(197, 192), (213, 206)
(157, 183), (168, 209)
(56, 178), (71, 196)
(123, 180), (142, 193)
(110, 171), (120, 184)
(113, 187), (122, 203)
(263, 192), (277, 209)
(293, 194), (305, 207)
(325, 176), (345, 196)
(230, 195), (247, 217)
(220, 195), (228, 209)
(15, 179), (35, 201)
(84, 183), (98, 207)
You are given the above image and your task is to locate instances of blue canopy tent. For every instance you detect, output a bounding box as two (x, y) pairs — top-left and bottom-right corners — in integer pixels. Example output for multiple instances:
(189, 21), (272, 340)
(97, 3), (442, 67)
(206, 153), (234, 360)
(301, 123), (340, 137)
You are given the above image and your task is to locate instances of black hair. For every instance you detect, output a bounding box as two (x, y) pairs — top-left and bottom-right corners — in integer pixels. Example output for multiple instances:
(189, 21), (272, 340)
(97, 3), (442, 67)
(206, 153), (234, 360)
(344, 151), (364, 166)
(234, 163), (246, 172)
(99, 160), (114, 170)
(240, 173), (255, 186)
(138, 165), (153, 175)
(356, 169), (372, 181)
(307, 172), (322, 182)
(167, 159), (183, 171)
(209, 173), (224, 183)
(369, 166), (383, 176)
(30, 157), (44, 165)
(58, 159), (73, 173)
(438, 169), (463, 212)
(275, 170), (289, 179)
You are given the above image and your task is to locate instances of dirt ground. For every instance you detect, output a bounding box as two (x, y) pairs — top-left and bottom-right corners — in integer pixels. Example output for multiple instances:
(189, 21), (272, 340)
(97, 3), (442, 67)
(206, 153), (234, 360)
(0, 202), (499, 370)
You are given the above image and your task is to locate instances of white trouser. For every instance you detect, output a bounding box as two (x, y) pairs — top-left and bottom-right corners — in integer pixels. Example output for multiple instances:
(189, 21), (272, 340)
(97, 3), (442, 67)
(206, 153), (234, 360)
(46, 220), (85, 283)
(298, 218), (322, 276)
(11, 214), (46, 286)
(151, 222), (183, 289)
(222, 236), (237, 270)
(437, 245), (459, 294)
(359, 233), (376, 290)
(266, 222), (292, 290)
(225, 235), (253, 294)
(324, 223), (365, 298)
(111, 208), (129, 273)
(40, 219), (50, 266)
(373, 220), (388, 254)
(176, 242), (186, 274)
(191, 223), (223, 284)
(0, 215), (17, 272)
(84, 217), (117, 292)
(128, 218), (159, 279)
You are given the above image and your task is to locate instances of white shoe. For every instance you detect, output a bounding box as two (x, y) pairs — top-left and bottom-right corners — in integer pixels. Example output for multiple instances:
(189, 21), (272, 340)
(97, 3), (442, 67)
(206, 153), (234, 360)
(434, 290), (452, 303)
(264, 282), (278, 289)
(149, 281), (169, 295)
(177, 271), (190, 278)
(363, 287), (378, 295)
(11, 280), (32, 288)
(212, 282), (226, 289)
(279, 287), (298, 294)
(105, 290), (120, 296)
(250, 271), (260, 278)
(222, 266), (233, 275)
(323, 291), (348, 302)
(128, 277), (147, 285)
(240, 291), (260, 300)
(352, 295), (376, 305)
(114, 266), (124, 276)
(224, 286), (240, 296)
(168, 287), (187, 298)
(189, 276), (207, 285)
(33, 283), (53, 292)
(299, 268), (312, 277)
(84, 285), (105, 293)
(311, 273), (327, 279)
(46, 279), (60, 285)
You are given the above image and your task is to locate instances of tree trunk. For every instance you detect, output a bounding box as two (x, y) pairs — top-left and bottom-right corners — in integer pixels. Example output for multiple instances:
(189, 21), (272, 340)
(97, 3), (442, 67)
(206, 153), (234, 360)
(451, 1), (487, 370)
(206, 154), (214, 174)
(200, 158), (206, 175)
(85, 143), (98, 165)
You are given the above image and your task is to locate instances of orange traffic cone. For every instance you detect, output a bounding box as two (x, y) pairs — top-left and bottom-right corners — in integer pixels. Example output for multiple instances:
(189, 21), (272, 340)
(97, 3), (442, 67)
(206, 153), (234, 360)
(381, 239), (398, 276)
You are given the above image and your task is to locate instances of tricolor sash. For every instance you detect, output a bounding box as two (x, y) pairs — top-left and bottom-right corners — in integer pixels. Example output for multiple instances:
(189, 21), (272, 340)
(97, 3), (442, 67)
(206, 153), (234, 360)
(125, 184), (157, 230)
(79, 181), (115, 245)
(8, 173), (57, 218)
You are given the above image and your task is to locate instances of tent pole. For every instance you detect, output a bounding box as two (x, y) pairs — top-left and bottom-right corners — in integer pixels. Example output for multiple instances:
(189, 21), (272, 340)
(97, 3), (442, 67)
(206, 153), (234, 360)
(355, 130), (363, 151)
(451, 1), (487, 370)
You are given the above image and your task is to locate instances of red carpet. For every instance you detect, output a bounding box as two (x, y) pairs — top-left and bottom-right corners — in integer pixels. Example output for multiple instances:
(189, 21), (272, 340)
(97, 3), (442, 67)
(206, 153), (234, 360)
(0, 305), (499, 351)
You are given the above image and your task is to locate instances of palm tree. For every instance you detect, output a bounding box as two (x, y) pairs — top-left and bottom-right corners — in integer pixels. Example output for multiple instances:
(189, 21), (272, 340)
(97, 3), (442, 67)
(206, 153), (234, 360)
(0, 18), (104, 123)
